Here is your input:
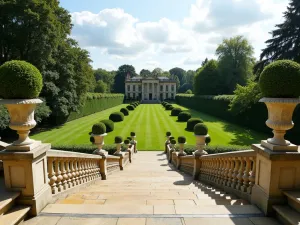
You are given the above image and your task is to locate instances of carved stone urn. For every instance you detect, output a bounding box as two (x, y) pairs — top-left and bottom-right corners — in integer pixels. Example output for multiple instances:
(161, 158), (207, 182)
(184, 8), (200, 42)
(0, 99), (42, 151)
(194, 135), (208, 156)
(260, 98), (300, 151)
(177, 136), (187, 156)
(92, 133), (108, 156)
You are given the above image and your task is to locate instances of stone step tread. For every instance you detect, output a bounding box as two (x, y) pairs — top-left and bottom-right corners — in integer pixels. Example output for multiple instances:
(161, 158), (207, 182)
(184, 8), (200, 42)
(273, 205), (300, 225)
(0, 205), (30, 225)
(0, 192), (20, 215)
(43, 204), (262, 215)
(283, 191), (300, 204)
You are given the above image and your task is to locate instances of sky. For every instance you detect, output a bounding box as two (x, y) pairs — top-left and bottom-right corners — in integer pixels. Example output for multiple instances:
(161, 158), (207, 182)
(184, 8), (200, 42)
(60, 0), (289, 73)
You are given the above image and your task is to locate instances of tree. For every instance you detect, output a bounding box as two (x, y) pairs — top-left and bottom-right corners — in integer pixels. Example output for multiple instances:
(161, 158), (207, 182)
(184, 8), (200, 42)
(178, 83), (193, 93)
(113, 65), (136, 93)
(152, 68), (163, 78)
(194, 60), (222, 95)
(169, 67), (186, 85)
(170, 75), (180, 89)
(201, 58), (209, 67)
(216, 36), (255, 94)
(255, 0), (300, 75)
(94, 80), (107, 93)
(0, 0), (71, 69)
(94, 69), (114, 92)
(185, 89), (193, 94)
(140, 69), (151, 78)
(161, 71), (171, 77)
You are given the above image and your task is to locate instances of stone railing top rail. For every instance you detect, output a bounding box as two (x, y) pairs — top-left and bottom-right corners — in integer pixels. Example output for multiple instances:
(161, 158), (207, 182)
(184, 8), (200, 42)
(201, 150), (255, 159)
(48, 149), (103, 159)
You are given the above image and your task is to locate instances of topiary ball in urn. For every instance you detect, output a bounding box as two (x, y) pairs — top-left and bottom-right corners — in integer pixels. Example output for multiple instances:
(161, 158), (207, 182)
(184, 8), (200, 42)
(114, 136), (123, 144)
(194, 123), (208, 136)
(166, 131), (171, 137)
(130, 132), (136, 137)
(92, 123), (106, 135)
(170, 139), (176, 145)
(124, 139), (130, 145)
(258, 60), (300, 150)
(0, 60), (44, 150)
(178, 136), (186, 144)
(0, 60), (43, 99)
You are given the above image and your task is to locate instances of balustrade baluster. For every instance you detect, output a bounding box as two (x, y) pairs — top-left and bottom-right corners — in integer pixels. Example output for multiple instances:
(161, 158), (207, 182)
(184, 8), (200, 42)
(227, 158), (234, 187)
(222, 158), (229, 186)
(78, 159), (83, 184)
(55, 158), (63, 192)
(61, 159), (68, 190)
(66, 159), (73, 188)
(231, 158), (239, 189)
(47, 158), (57, 194)
(74, 159), (80, 185)
(217, 158), (223, 184)
(71, 159), (77, 186)
(236, 157), (245, 190)
(247, 157), (256, 194)
(241, 157), (251, 192)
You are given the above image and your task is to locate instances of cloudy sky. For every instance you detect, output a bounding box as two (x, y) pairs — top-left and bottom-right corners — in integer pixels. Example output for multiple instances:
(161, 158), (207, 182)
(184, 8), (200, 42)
(60, 0), (288, 73)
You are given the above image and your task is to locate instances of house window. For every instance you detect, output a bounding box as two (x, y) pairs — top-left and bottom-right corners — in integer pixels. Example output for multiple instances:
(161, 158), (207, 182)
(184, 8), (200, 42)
(133, 93), (136, 99)
(166, 93), (169, 99)
(166, 85), (169, 91)
(171, 85), (174, 91)
(160, 85), (163, 91)
(139, 85), (142, 92)
(127, 85), (130, 92)
(171, 93), (174, 99)
(133, 85), (136, 91)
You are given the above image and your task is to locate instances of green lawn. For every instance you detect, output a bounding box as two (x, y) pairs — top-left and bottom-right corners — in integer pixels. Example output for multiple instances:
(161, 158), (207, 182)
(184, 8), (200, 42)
(31, 104), (268, 150)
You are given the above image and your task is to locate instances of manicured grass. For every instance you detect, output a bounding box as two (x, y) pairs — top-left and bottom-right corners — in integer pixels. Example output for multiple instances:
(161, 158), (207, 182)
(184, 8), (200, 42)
(31, 104), (268, 150)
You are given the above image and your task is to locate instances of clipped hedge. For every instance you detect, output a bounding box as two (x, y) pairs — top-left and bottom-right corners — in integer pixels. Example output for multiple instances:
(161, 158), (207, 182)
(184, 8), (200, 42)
(166, 104), (173, 110)
(52, 144), (127, 155)
(100, 119), (114, 133)
(178, 112), (191, 122)
(68, 93), (124, 121)
(171, 108), (182, 116)
(109, 112), (124, 122)
(175, 145), (249, 155)
(120, 108), (129, 116)
(127, 105), (135, 111)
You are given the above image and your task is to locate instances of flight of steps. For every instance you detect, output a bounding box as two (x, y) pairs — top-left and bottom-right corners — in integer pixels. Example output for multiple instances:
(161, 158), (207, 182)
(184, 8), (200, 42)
(273, 191), (300, 225)
(0, 191), (30, 225)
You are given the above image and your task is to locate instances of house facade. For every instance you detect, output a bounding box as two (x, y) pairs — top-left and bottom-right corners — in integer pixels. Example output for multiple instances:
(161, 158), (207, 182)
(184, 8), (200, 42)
(125, 76), (177, 101)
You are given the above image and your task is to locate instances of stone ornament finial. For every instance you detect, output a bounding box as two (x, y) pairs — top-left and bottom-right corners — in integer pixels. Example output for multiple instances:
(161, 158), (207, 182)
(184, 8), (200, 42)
(92, 133), (108, 156)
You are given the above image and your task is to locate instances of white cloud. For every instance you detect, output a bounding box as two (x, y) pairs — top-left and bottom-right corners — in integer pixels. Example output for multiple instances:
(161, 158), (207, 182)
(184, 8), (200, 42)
(70, 0), (289, 71)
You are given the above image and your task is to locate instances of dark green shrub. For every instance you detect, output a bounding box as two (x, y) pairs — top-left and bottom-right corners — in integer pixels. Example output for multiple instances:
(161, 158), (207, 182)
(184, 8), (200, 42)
(170, 139), (176, 145)
(127, 105), (135, 111)
(130, 104), (136, 108)
(186, 118), (204, 131)
(124, 139), (130, 145)
(166, 105), (173, 110)
(127, 137), (132, 141)
(171, 108), (182, 116)
(169, 137), (175, 141)
(100, 119), (114, 132)
(130, 132), (136, 136)
(259, 60), (300, 98)
(120, 108), (129, 116)
(166, 131), (171, 136)
(90, 137), (95, 143)
(178, 136), (186, 144)
(109, 112), (124, 122)
(206, 136), (211, 145)
(0, 60), (43, 99)
(52, 144), (127, 155)
(115, 136), (123, 144)
(92, 122), (106, 135)
(176, 145), (249, 155)
(194, 123), (208, 135)
(178, 112), (191, 122)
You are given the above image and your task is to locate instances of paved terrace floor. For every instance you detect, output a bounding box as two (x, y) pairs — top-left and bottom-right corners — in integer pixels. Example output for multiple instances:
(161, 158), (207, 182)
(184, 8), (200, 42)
(24, 152), (280, 225)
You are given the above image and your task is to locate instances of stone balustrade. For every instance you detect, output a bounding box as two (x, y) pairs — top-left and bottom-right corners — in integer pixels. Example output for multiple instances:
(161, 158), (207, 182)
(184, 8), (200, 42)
(197, 150), (256, 201)
(47, 150), (106, 195)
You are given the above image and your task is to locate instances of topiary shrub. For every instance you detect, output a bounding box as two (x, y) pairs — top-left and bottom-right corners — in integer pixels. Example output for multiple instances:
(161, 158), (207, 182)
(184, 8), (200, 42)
(115, 136), (123, 144)
(170, 139), (176, 145)
(178, 136), (186, 144)
(92, 122), (106, 135)
(0, 60), (43, 99)
(178, 112), (192, 122)
(186, 118), (204, 131)
(120, 108), (129, 116)
(171, 108), (182, 116)
(124, 139), (130, 145)
(130, 132), (136, 137)
(109, 112), (124, 122)
(206, 136), (211, 145)
(130, 103), (136, 108)
(90, 136), (95, 143)
(166, 104), (173, 110)
(100, 119), (114, 132)
(166, 131), (171, 137)
(127, 105), (135, 111)
(194, 123), (208, 135)
(259, 60), (300, 98)
(169, 136), (175, 141)
(127, 137), (132, 141)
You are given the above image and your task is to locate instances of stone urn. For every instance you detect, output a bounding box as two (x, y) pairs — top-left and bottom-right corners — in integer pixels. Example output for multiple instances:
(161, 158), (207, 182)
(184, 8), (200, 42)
(177, 136), (186, 156)
(92, 133), (108, 156)
(114, 142), (124, 156)
(164, 132), (172, 153)
(0, 99), (42, 151)
(130, 132), (137, 153)
(194, 135), (208, 156)
(260, 98), (300, 151)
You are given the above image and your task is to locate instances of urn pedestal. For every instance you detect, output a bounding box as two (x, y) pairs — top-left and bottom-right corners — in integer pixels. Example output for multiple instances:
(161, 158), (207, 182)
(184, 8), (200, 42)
(178, 143), (186, 156)
(194, 135), (208, 156)
(114, 142), (124, 156)
(92, 134), (108, 156)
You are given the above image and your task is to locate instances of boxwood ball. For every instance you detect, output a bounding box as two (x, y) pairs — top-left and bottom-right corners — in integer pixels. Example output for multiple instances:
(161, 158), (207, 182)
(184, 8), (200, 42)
(259, 60), (300, 98)
(0, 60), (43, 99)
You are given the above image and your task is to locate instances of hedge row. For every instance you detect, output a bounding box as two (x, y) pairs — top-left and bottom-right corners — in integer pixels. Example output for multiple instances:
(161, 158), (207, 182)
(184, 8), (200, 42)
(175, 145), (250, 155)
(175, 94), (300, 144)
(67, 93), (124, 121)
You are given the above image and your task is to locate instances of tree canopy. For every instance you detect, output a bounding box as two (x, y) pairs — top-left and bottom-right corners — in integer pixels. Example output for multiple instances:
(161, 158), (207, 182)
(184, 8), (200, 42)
(113, 64), (136, 93)
(94, 69), (115, 92)
(94, 80), (107, 93)
(140, 69), (151, 78)
(169, 67), (186, 86)
(216, 35), (255, 94)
